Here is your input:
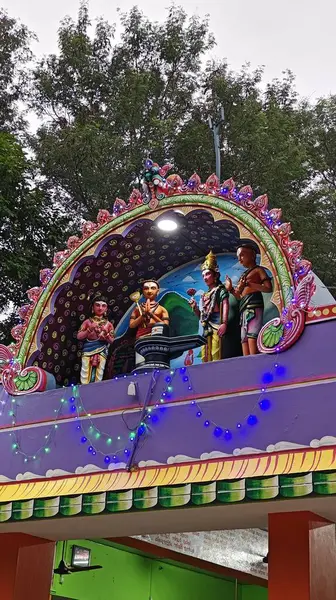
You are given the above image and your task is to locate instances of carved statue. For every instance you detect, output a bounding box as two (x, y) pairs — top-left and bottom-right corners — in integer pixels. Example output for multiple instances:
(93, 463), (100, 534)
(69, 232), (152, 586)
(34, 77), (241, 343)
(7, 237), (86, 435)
(189, 251), (229, 362)
(77, 294), (115, 384)
(129, 280), (169, 366)
(141, 159), (172, 206)
(225, 243), (272, 355)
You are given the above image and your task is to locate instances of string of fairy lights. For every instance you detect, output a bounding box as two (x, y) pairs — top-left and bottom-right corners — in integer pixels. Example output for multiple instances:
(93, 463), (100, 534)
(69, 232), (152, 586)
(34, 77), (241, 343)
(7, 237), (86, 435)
(5, 360), (283, 467)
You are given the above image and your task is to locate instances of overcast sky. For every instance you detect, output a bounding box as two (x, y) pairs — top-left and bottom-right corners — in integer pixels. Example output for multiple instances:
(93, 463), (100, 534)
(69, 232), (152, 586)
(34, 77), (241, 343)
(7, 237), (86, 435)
(3, 0), (335, 101)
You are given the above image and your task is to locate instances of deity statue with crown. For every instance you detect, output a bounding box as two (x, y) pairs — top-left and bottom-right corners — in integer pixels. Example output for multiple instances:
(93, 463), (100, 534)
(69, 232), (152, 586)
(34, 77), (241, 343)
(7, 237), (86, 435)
(77, 294), (115, 384)
(189, 251), (229, 362)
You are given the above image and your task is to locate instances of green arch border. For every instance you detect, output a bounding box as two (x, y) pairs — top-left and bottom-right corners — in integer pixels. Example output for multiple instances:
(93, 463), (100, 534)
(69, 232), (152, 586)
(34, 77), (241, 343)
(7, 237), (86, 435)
(17, 194), (293, 364)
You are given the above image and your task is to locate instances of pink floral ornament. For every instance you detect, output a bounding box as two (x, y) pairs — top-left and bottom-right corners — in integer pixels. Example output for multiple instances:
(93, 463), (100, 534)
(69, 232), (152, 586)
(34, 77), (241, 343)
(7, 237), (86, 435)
(27, 287), (41, 304)
(53, 250), (69, 268)
(238, 185), (253, 199)
(113, 198), (127, 216)
(81, 221), (97, 238)
(250, 194), (269, 213)
(205, 173), (220, 192)
(11, 324), (23, 342)
(128, 188), (143, 208)
(67, 235), (81, 251)
(166, 174), (183, 192)
(221, 178), (236, 193)
(40, 268), (53, 286)
(97, 209), (112, 226)
(186, 173), (201, 192)
(159, 163), (173, 178)
(17, 304), (31, 322)
(268, 208), (282, 222)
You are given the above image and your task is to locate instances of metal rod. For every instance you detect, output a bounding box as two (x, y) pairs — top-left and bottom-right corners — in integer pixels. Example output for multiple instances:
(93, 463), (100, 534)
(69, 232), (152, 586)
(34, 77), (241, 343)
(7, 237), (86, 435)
(208, 106), (225, 181)
(127, 370), (160, 470)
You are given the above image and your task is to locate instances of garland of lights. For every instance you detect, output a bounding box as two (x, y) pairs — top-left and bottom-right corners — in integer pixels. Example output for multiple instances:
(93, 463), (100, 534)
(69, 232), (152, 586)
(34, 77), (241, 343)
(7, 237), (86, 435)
(185, 363), (284, 439)
(74, 369), (176, 466)
(6, 361), (284, 467)
(8, 390), (67, 463)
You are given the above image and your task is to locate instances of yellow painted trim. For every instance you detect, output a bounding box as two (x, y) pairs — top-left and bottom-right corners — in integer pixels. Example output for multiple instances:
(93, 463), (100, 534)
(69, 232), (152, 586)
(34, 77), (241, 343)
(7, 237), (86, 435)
(1, 446), (336, 502)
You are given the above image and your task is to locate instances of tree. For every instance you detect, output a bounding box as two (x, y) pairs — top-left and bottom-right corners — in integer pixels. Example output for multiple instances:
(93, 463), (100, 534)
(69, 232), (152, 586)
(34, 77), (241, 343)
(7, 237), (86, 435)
(0, 11), (70, 343)
(31, 2), (215, 219)
(0, 8), (35, 131)
(0, 131), (70, 343)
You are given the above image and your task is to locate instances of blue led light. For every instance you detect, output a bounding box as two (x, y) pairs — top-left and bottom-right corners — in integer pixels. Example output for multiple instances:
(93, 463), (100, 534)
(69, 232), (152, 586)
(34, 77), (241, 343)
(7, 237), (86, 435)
(236, 423), (242, 429)
(151, 414), (159, 423)
(224, 429), (232, 441)
(196, 411), (202, 417)
(247, 415), (258, 426)
(214, 427), (223, 438)
(262, 372), (273, 384)
(180, 367), (186, 374)
(183, 376), (189, 382)
(104, 456), (111, 464)
(88, 446), (93, 453)
(81, 436), (87, 443)
(204, 420), (210, 427)
(259, 399), (271, 411)
(165, 376), (172, 383)
(138, 425), (146, 436)
(275, 364), (286, 376)
(69, 396), (75, 403)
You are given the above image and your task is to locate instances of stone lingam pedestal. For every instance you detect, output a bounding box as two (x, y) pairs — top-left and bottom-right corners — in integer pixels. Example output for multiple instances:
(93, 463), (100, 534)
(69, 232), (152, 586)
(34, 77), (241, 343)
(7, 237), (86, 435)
(133, 332), (206, 373)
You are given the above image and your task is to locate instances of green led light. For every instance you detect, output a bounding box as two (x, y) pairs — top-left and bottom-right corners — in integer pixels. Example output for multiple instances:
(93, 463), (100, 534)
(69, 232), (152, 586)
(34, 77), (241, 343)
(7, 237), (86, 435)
(44, 447), (50, 453)
(61, 398), (65, 403)
(12, 443), (18, 450)
(54, 424), (58, 429)
(167, 386), (172, 392)
(129, 432), (136, 441)
(106, 438), (112, 445)
(95, 432), (101, 439)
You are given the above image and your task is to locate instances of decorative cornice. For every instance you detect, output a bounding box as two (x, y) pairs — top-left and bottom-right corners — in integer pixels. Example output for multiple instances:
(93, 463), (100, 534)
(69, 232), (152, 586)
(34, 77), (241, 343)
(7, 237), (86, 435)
(1, 446), (336, 503)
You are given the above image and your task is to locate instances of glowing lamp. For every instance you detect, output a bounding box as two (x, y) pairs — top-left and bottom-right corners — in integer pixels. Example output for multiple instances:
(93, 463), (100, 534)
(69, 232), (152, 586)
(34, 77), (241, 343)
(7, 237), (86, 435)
(157, 218), (178, 232)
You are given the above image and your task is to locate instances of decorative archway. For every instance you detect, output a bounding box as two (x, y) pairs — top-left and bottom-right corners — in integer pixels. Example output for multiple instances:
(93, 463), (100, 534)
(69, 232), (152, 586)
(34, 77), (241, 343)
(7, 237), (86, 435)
(0, 168), (315, 395)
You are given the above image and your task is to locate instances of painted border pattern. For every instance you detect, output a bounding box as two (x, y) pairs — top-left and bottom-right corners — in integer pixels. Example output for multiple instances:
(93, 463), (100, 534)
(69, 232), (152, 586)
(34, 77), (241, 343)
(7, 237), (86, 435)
(1, 467), (335, 522)
(1, 446), (336, 504)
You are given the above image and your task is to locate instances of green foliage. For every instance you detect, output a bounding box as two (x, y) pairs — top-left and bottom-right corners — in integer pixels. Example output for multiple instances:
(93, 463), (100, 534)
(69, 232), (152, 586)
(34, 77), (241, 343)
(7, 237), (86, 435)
(1, 1), (336, 344)
(31, 3), (215, 218)
(0, 8), (35, 129)
(0, 131), (70, 342)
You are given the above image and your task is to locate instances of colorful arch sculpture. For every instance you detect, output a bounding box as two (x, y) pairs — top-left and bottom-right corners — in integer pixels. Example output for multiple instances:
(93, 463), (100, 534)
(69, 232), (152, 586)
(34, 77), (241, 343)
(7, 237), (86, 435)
(0, 165), (316, 395)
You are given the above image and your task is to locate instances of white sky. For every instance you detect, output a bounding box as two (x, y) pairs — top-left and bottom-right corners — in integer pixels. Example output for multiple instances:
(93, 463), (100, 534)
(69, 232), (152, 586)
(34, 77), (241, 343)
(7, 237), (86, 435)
(3, 0), (335, 101)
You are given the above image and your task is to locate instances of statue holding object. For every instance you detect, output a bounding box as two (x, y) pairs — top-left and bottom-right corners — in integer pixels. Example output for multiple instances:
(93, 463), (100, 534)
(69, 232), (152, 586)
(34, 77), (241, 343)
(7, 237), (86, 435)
(77, 294), (115, 384)
(129, 280), (169, 366)
(189, 250), (229, 362)
(225, 243), (272, 355)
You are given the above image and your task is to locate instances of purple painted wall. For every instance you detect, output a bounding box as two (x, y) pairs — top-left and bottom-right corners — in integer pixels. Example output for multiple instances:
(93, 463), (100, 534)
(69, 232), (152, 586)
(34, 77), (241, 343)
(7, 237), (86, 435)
(0, 321), (335, 481)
